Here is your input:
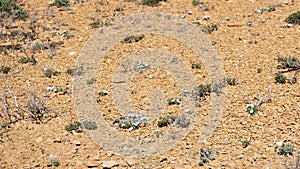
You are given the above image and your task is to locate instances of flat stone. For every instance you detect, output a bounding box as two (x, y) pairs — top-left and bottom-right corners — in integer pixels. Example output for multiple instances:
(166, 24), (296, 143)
(101, 160), (119, 168)
(125, 157), (138, 166)
(84, 161), (99, 168)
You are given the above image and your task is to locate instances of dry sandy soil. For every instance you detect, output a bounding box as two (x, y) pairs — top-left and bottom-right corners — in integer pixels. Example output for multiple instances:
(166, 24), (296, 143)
(0, 0), (300, 168)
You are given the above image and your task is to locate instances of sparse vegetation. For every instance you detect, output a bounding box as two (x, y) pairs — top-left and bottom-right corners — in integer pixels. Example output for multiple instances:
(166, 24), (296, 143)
(246, 103), (259, 115)
(201, 24), (218, 34)
(242, 140), (250, 148)
(0, 66), (11, 74)
(199, 147), (216, 166)
(275, 73), (287, 84)
(51, 0), (70, 7)
(167, 98), (181, 105)
(65, 121), (81, 132)
(122, 34), (144, 43)
(142, 0), (165, 6)
(192, 0), (200, 6)
(19, 56), (37, 65)
(44, 69), (60, 78)
(275, 142), (296, 156)
(98, 90), (108, 96)
(0, 0), (28, 19)
(193, 84), (211, 100)
(112, 114), (148, 131)
(191, 63), (201, 69)
(87, 77), (96, 85)
(51, 159), (60, 167)
(90, 20), (103, 28)
(157, 117), (169, 127)
(226, 78), (239, 86)
(285, 11), (300, 25)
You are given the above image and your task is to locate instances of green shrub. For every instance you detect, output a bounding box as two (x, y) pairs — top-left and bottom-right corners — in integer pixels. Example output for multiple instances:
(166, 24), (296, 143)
(242, 140), (249, 148)
(199, 147), (215, 166)
(51, 160), (60, 167)
(0, 0), (27, 19)
(122, 34), (144, 43)
(44, 69), (60, 78)
(194, 84), (211, 100)
(167, 98), (181, 105)
(275, 73), (286, 84)
(157, 117), (169, 127)
(285, 11), (300, 24)
(51, 0), (69, 7)
(0, 66), (11, 74)
(192, 0), (200, 6)
(275, 143), (296, 156)
(19, 56), (37, 65)
(246, 103), (259, 115)
(201, 24), (218, 34)
(90, 20), (102, 28)
(65, 121), (81, 132)
(226, 78), (238, 86)
(142, 0), (165, 6)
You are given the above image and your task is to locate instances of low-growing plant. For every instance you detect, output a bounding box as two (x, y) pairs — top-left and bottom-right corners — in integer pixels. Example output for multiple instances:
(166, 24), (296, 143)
(191, 63), (201, 69)
(275, 142), (296, 156)
(122, 34), (144, 43)
(113, 114), (148, 131)
(81, 121), (97, 130)
(0, 66), (11, 74)
(277, 56), (300, 70)
(51, 159), (60, 167)
(226, 78), (239, 86)
(66, 66), (83, 76)
(192, 0), (200, 6)
(142, 0), (165, 6)
(44, 69), (60, 78)
(275, 73), (287, 84)
(51, 0), (70, 7)
(0, 0), (28, 19)
(246, 103), (259, 115)
(193, 84), (211, 100)
(90, 20), (102, 28)
(285, 11), (300, 25)
(65, 121), (81, 132)
(167, 98), (181, 105)
(87, 77), (96, 85)
(201, 24), (218, 34)
(199, 147), (216, 166)
(242, 140), (250, 148)
(98, 90), (108, 96)
(157, 117), (169, 127)
(19, 56), (37, 65)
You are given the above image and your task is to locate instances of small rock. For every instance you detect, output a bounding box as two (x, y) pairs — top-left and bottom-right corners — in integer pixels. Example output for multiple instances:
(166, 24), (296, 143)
(72, 140), (81, 146)
(69, 51), (76, 56)
(225, 17), (230, 21)
(125, 157), (138, 166)
(186, 10), (192, 15)
(101, 160), (119, 168)
(47, 153), (59, 159)
(84, 161), (99, 168)
(192, 20), (201, 25)
(282, 24), (293, 28)
(203, 15), (211, 20)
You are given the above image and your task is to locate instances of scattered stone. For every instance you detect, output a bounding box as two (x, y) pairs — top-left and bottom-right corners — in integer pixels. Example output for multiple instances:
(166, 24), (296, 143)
(186, 10), (192, 15)
(101, 160), (119, 168)
(47, 153), (59, 159)
(179, 16), (185, 19)
(84, 161), (99, 168)
(125, 157), (138, 166)
(225, 17), (230, 21)
(53, 138), (62, 143)
(282, 24), (293, 28)
(47, 86), (58, 92)
(72, 140), (81, 146)
(69, 51), (76, 55)
(192, 20), (201, 25)
(203, 15), (211, 20)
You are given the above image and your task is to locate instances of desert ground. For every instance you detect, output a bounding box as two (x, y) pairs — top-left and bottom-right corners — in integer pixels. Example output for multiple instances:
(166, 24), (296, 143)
(0, 0), (300, 168)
